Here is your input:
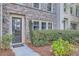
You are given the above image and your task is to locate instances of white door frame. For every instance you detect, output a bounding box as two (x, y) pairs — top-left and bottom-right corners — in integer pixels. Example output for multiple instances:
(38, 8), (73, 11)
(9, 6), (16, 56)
(9, 14), (25, 45)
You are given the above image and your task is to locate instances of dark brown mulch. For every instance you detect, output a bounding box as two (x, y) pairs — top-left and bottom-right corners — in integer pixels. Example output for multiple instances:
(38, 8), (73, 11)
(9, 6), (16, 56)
(0, 49), (15, 56)
(27, 43), (52, 56)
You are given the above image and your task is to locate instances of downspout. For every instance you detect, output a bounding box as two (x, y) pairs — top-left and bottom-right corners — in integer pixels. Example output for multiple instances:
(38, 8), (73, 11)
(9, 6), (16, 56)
(1, 3), (3, 48)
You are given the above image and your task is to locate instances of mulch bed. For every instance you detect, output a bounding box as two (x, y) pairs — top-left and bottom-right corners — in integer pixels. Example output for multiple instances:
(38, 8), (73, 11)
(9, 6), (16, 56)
(0, 49), (15, 56)
(71, 45), (79, 56)
(27, 43), (79, 56)
(27, 43), (52, 56)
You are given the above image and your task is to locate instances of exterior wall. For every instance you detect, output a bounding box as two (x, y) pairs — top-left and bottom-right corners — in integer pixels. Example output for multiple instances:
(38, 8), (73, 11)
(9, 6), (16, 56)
(1, 3), (79, 43)
(2, 4), (10, 35)
(58, 3), (79, 30)
(54, 3), (64, 30)
(64, 4), (79, 30)
(2, 3), (55, 41)
(59, 3), (64, 30)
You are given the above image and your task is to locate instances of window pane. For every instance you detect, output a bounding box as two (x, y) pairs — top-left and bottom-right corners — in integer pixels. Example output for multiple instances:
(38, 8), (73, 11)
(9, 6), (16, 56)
(64, 3), (67, 12)
(48, 23), (52, 29)
(33, 21), (39, 30)
(70, 7), (73, 14)
(47, 3), (51, 11)
(3, 16), (5, 23)
(63, 18), (68, 30)
(63, 20), (65, 30)
(33, 3), (39, 8)
(71, 23), (77, 30)
(76, 6), (79, 16)
(76, 6), (77, 16)
(42, 22), (46, 29)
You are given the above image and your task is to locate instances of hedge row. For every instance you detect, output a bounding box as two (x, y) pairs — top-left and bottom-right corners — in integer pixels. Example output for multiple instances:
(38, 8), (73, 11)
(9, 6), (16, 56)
(31, 30), (79, 46)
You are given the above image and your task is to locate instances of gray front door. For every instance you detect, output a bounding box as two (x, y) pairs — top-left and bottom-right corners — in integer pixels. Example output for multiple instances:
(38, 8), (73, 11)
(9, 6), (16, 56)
(12, 17), (22, 43)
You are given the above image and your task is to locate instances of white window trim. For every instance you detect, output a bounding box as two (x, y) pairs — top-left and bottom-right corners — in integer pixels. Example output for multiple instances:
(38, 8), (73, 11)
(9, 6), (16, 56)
(39, 21), (41, 30)
(32, 20), (53, 30)
(46, 22), (48, 30)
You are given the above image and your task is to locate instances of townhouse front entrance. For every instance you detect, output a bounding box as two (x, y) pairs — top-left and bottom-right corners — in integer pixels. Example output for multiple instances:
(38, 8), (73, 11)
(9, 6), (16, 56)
(10, 14), (25, 44)
(12, 17), (22, 43)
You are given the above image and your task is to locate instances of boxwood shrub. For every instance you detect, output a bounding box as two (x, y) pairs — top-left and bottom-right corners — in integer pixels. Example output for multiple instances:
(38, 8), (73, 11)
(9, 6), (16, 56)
(31, 30), (79, 46)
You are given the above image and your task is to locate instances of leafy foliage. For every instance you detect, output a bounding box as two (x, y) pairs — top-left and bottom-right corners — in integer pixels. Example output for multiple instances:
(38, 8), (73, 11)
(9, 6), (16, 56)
(1, 34), (14, 49)
(52, 37), (73, 56)
(31, 30), (79, 46)
(32, 31), (49, 46)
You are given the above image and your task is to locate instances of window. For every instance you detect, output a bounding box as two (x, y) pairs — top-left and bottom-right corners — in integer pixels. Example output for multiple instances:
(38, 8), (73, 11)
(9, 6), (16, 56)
(33, 3), (39, 8)
(71, 23), (77, 30)
(32, 21), (53, 30)
(3, 16), (6, 23)
(63, 20), (66, 30)
(70, 7), (73, 14)
(63, 18), (68, 30)
(12, 17), (22, 31)
(64, 3), (67, 12)
(48, 23), (52, 29)
(76, 6), (78, 16)
(76, 6), (79, 16)
(47, 3), (51, 11)
(41, 22), (46, 29)
(33, 21), (39, 30)
(15, 19), (21, 30)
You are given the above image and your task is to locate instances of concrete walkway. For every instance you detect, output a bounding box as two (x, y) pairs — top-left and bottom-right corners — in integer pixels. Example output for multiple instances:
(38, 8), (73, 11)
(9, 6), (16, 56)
(11, 44), (40, 56)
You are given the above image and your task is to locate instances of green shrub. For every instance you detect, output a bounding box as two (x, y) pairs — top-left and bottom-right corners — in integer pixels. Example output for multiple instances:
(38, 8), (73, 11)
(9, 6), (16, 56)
(52, 37), (73, 56)
(31, 30), (79, 46)
(1, 33), (14, 49)
(59, 30), (79, 43)
(32, 30), (49, 46)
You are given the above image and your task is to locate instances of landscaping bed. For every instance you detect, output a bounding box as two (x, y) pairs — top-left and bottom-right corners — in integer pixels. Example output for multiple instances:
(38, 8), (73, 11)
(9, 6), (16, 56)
(0, 49), (15, 56)
(27, 43), (79, 56)
(27, 30), (79, 56)
(0, 34), (15, 56)
(27, 43), (52, 56)
(71, 44), (79, 56)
